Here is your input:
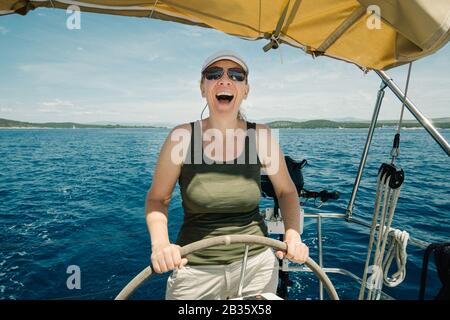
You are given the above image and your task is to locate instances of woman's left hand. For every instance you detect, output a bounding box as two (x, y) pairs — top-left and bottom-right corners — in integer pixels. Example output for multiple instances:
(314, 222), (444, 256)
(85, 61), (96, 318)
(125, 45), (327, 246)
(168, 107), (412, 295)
(275, 238), (309, 264)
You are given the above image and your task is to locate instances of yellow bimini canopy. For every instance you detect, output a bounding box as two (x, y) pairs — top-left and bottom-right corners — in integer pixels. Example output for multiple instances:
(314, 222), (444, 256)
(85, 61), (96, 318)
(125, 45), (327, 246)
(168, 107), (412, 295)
(1, 0), (450, 70)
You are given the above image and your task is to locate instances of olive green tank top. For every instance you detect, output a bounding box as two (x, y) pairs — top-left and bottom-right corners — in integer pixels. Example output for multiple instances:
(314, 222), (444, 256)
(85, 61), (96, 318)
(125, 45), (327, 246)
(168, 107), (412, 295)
(176, 120), (268, 265)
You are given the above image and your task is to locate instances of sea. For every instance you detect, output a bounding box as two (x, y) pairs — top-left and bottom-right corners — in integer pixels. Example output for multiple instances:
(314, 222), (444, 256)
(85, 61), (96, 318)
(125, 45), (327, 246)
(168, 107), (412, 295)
(0, 127), (449, 300)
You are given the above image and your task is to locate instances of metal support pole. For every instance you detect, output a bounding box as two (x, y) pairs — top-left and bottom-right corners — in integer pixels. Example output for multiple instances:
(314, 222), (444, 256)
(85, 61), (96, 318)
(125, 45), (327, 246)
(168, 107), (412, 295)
(317, 216), (324, 300)
(376, 70), (450, 157)
(346, 81), (386, 218)
(237, 245), (250, 298)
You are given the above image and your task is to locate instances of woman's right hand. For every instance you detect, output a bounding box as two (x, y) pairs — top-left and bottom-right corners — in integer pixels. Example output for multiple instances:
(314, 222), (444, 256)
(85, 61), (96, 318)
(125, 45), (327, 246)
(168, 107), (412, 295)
(151, 243), (188, 273)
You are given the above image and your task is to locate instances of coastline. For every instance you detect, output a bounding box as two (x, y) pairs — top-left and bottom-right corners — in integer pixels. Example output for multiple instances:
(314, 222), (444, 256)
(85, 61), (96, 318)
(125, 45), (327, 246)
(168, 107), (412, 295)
(1, 117), (449, 130)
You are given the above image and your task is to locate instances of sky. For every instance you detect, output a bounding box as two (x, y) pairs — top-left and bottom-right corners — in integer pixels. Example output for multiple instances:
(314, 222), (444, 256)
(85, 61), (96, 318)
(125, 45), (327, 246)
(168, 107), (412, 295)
(0, 7), (449, 125)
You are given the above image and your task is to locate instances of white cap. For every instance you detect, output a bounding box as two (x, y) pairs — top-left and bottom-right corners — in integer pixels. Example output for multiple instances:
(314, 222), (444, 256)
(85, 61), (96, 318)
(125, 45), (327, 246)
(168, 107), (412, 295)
(201, 50), (249, 74)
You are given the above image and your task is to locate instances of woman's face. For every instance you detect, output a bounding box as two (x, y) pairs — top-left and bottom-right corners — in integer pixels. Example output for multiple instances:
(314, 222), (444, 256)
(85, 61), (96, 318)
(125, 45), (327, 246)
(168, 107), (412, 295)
(200, 59), (249, 117)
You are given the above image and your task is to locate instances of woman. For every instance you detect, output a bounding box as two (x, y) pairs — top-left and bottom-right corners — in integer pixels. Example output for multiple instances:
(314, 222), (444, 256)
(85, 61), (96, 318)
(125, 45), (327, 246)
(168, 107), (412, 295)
(146, 50), (308, 300)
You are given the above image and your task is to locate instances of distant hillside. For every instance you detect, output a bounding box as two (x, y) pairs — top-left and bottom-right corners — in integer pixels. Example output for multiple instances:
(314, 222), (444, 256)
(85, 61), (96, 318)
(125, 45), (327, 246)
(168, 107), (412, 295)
(1, 117), (449, 129)
(267, 120), (370, 128)
(267, 119), (450, 129)
(0, 118), (157, 128)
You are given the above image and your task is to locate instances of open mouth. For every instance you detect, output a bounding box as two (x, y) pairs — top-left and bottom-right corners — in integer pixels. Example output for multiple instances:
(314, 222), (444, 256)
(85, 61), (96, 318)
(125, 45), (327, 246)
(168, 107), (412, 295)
(215, 92), (234, 104)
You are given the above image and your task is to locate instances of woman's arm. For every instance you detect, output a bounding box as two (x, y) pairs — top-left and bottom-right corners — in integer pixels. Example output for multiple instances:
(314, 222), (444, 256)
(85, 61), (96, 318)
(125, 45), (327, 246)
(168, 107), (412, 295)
(256, 124), (309, 263)
(146, 123), (190, 272)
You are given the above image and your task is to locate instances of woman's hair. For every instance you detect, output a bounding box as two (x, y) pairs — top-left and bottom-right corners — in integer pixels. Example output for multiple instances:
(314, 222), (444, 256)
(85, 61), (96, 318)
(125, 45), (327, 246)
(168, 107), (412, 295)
(237, 109), (246, 120)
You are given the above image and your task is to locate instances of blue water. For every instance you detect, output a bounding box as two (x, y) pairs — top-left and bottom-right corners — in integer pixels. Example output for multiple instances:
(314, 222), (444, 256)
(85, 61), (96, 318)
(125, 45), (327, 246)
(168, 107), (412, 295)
(0, 128), (449, 300)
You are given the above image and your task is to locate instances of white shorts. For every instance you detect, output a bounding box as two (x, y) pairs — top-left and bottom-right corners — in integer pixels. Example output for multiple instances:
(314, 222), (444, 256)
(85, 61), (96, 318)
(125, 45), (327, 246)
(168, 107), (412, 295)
(165, 248), (279, 300)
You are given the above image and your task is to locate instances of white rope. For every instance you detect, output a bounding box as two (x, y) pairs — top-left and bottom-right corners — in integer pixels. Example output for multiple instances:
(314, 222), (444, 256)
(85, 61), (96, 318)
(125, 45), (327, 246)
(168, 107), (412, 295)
(358, 173), (386, 300)
(269, 34), (284, 64)
(390, 62), (413, 163)
(358, 169), (407, 300)
(368, 175), (398, 300)
(32, 0), (203, 23)
(149, 0), (159, 18)
(396, 63), (413, 135)
(382, 228), (409, 287)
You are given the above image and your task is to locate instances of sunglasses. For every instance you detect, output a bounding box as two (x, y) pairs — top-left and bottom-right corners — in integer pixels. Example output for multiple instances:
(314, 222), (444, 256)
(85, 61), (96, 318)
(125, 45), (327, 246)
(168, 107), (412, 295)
(202, 66), (247, 82)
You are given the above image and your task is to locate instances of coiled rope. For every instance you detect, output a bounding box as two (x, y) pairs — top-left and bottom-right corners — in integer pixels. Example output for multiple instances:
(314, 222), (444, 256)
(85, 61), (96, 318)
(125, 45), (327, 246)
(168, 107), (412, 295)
(382, 228), (409, 287)
(358, 167), (408, 300)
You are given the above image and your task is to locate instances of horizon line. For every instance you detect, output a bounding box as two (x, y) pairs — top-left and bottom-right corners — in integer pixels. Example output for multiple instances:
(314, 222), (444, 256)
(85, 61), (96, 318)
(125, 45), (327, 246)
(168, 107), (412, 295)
(2, 116), (450, 125)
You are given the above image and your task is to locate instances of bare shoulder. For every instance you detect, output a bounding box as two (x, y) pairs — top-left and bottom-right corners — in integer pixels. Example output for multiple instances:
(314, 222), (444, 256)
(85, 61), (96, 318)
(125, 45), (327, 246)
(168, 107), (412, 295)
(254, 123), (272, 134)
(159, 122), (192, 151)
(158, 122), (192, 166)
(166, 122), (192, 142)
(170, 122), (192, 133)
(255, 123), (270, 130)
(254, 123), (273, 140)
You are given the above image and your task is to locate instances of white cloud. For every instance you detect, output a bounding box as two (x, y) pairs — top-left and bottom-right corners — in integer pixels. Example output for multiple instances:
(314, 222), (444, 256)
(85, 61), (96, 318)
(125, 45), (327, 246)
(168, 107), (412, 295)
(40, 99), (74, 107)
(18, 64), (35, 72)
(38, 108), (61, 113)
(3, 18), (449, 124)
(0, 26), (9, 35)
(37, 99), (75, 113)
(147, 53), (160, 61)
(72, 110), (120, 116)
(1, 107), (12, 112)
(171, 26), (205, 38)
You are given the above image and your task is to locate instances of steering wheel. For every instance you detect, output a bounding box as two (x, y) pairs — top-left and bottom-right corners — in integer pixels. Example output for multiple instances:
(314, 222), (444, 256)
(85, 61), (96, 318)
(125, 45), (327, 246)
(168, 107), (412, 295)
(115, 235), (339, 300)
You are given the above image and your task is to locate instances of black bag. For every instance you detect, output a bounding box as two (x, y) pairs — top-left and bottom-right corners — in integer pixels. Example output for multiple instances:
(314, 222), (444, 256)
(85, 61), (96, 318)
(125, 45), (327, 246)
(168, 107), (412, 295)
(261, 156), (307, 199)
